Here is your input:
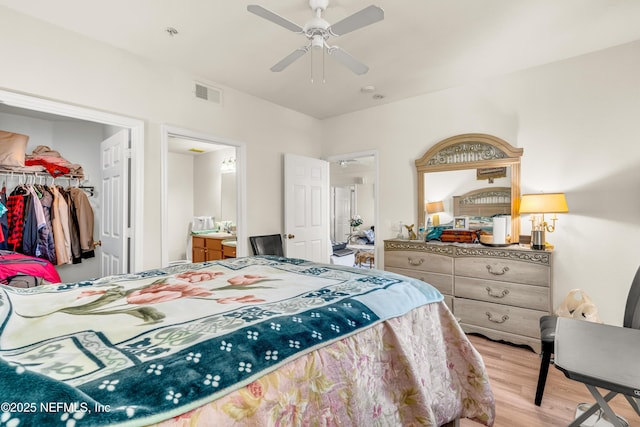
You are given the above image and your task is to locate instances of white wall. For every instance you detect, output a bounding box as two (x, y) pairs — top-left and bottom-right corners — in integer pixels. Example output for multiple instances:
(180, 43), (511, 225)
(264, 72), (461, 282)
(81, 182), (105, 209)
(0, 6), (323, 269)
(167, 152), (194, 262)
(322, 41), (640, 326)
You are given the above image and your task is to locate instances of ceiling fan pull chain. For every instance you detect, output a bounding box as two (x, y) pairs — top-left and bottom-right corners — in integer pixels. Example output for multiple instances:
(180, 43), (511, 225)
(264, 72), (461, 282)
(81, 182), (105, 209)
(322, 43), (326, 84)
(310, 47), (314, 83)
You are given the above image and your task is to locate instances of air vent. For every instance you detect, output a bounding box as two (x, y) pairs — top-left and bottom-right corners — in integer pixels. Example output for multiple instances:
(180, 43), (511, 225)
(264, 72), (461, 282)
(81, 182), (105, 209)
(194, 82), (222, 105)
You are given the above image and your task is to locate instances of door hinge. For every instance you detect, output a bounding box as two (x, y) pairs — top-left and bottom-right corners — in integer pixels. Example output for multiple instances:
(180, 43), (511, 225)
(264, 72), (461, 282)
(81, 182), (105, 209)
(125, 148), (133, 159)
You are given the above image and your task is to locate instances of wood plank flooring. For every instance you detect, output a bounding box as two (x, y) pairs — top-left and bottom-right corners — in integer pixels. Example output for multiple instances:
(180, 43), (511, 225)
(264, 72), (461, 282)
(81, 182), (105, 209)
(460, 334), (639, 427)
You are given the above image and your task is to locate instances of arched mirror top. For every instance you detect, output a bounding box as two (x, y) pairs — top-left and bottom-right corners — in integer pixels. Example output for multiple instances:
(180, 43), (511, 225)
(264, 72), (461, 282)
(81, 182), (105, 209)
(416, 133), (523, 239)
(416, 133), (523, 172)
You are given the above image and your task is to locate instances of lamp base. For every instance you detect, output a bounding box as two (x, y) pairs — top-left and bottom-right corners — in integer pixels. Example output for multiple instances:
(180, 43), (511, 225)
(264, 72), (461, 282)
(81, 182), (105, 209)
(531, 230), (545, 250)
(432, 214), (440, 226)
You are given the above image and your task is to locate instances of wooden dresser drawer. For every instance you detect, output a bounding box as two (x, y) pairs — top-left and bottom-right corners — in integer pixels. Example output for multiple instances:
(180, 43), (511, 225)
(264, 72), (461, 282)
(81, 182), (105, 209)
(456, 298), (543, 338)
(455, 276), (549, 311)
(455, 257), (550, 287)
(386, 266), (453, 296)
(385, 250), (453, 275)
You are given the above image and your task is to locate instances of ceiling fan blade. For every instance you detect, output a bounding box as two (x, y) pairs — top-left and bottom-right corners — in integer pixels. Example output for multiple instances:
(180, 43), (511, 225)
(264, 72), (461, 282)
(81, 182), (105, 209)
(271, 47), (309, 72)
(247, 5), (303, 33)
(328, 46), (369, 75)
(328, 5), (384, 36)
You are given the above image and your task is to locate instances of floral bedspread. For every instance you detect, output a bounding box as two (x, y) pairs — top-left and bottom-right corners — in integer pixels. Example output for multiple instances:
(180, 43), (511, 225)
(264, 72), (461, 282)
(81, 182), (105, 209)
(153, 302), (495, 427)
(0, 256), (473, 427)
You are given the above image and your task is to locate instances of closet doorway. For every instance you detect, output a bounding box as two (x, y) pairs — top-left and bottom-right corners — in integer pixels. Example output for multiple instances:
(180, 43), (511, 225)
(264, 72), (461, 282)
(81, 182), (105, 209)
(0, 89), (144, 282)
(160, 126), (246, 267)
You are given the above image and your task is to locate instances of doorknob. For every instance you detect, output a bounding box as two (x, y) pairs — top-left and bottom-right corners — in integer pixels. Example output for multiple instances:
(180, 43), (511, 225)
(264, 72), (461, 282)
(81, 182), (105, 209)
(286, 234), (295, 239)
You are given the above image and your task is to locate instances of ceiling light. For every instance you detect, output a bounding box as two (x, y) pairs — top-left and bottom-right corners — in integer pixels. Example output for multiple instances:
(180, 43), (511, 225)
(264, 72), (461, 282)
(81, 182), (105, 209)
(188, 148), (205, 153)
(361, 85), (376, 93)
(373, 94), (385, 100)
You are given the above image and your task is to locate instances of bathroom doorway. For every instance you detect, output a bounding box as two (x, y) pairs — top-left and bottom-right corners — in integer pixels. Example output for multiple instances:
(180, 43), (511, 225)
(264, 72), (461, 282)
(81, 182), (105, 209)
(160, 126), (246, 267)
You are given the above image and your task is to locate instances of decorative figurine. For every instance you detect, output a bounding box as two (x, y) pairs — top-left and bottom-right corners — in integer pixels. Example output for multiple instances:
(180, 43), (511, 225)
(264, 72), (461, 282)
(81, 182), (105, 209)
(405, 224), (417, 240)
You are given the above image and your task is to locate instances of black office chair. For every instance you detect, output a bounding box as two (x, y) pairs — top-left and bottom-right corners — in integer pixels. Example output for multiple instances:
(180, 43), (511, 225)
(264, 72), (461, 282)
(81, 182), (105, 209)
(534, 265), (640, 406)
(249, 234), (284, 256)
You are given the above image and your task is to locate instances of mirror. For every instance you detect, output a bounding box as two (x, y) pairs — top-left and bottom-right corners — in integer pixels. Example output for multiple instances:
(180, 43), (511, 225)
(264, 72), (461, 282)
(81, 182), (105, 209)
(416, 133), (523, 240)
(167, 137), (237, 263)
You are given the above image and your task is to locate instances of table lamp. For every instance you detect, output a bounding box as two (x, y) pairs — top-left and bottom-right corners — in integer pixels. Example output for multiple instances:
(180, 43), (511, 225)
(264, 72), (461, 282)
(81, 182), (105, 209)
(426, 201), (445, 226)
(519, 193), (569, 250)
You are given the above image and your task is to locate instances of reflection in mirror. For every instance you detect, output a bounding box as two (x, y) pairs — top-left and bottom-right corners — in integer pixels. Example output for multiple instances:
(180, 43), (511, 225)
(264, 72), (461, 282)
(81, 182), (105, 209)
(167, 137), (237, 263)
(424, 168), (511, 226)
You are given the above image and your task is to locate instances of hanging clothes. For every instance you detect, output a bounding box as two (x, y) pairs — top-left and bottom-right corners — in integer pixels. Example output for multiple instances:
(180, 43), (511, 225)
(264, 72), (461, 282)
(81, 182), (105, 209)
(0, 179), (94, 266)
(7, 186), (28, 253)
(63, 187), (83, 264)
(35, 185), (57, 265)
(49, 185), (71, 265)
(0, 187), (8, 250)
(67, 187), (95, 259)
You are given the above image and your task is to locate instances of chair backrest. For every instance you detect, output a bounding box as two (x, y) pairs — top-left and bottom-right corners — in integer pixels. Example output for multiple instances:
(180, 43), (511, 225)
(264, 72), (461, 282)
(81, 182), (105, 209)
(249, 234), (284, 256)
(623, 265), (640, 329)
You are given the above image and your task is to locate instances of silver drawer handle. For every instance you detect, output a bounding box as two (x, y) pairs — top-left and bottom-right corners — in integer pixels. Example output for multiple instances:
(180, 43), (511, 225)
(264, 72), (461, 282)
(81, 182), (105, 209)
(407, 257), (424, 266)
(485, 312), (509, 323)
(486, 265), (509, 275)
(485, 287), (510, 298)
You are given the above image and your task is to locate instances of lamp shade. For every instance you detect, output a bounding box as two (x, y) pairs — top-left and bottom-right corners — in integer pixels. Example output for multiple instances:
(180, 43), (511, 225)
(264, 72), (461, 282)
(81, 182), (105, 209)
(426, 201), (444, 214)
(519, 193), (569, 214)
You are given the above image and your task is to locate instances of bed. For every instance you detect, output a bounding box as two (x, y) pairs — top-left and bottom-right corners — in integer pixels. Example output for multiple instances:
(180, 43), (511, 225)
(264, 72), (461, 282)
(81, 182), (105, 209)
(0, 256), (495, 426)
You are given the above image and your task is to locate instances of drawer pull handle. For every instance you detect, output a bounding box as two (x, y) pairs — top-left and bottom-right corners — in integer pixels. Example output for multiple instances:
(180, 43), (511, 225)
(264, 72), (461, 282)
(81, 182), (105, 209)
(485, 287), (510, 298)
(407, 257), (424, 266)
(486, 265), (509, 275)
(485, 312), (509, 323)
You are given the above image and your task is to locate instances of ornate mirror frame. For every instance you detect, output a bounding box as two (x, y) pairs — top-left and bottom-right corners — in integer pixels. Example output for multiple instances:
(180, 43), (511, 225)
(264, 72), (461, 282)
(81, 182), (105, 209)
(416, 133), (524, 240)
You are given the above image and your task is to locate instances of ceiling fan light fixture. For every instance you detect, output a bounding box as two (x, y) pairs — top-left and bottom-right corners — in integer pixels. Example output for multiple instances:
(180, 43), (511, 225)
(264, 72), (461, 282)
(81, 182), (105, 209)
(311, 34), (325, 49)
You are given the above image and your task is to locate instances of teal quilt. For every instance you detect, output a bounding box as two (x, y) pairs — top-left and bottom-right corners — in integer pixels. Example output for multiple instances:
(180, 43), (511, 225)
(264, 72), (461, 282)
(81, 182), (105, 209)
(0, 256), (442, 426)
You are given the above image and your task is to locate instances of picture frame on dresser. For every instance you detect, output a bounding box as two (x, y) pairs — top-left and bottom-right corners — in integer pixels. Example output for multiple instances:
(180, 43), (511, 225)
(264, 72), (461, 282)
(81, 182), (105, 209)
(453, 216), (469, 230)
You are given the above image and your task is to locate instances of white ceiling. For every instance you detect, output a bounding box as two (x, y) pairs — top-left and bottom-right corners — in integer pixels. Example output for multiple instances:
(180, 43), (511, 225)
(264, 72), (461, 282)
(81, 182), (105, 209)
(2, 0), (640, 119)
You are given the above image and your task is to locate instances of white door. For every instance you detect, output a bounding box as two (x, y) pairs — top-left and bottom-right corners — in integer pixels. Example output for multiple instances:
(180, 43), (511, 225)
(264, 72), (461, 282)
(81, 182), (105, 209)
(100, 130), (129, 276)
(333, 186), (352, 243)
(284, 154), (330, 263)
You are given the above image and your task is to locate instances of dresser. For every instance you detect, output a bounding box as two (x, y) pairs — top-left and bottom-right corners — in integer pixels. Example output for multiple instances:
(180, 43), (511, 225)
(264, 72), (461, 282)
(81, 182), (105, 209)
(384, 239), (552, 353)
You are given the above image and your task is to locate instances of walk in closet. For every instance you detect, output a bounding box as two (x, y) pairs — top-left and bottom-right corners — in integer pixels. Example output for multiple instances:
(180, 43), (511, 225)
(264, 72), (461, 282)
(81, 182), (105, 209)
(0, 103), (126, 283)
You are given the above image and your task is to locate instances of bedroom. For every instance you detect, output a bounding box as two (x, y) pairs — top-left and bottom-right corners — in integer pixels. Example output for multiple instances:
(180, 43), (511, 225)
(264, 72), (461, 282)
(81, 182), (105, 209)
(0, 1), (639, 426)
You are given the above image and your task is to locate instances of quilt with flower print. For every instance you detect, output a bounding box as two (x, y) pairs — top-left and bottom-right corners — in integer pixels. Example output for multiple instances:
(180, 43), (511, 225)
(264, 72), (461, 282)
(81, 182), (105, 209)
(0, 256), (444, 427)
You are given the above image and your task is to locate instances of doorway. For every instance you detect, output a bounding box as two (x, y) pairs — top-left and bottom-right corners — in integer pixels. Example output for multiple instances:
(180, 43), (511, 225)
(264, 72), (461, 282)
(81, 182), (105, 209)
(326, 151), (378, 268)
(160, 126), (246, 267)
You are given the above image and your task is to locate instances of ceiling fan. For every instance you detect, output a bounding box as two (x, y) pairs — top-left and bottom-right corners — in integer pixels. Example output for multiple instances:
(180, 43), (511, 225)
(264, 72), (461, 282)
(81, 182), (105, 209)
(247, 0), (384, 75)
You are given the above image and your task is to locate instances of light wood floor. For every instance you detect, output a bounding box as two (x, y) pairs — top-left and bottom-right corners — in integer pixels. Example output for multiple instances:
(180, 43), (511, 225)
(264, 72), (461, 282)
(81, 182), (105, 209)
(460, 334), (639, 427)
